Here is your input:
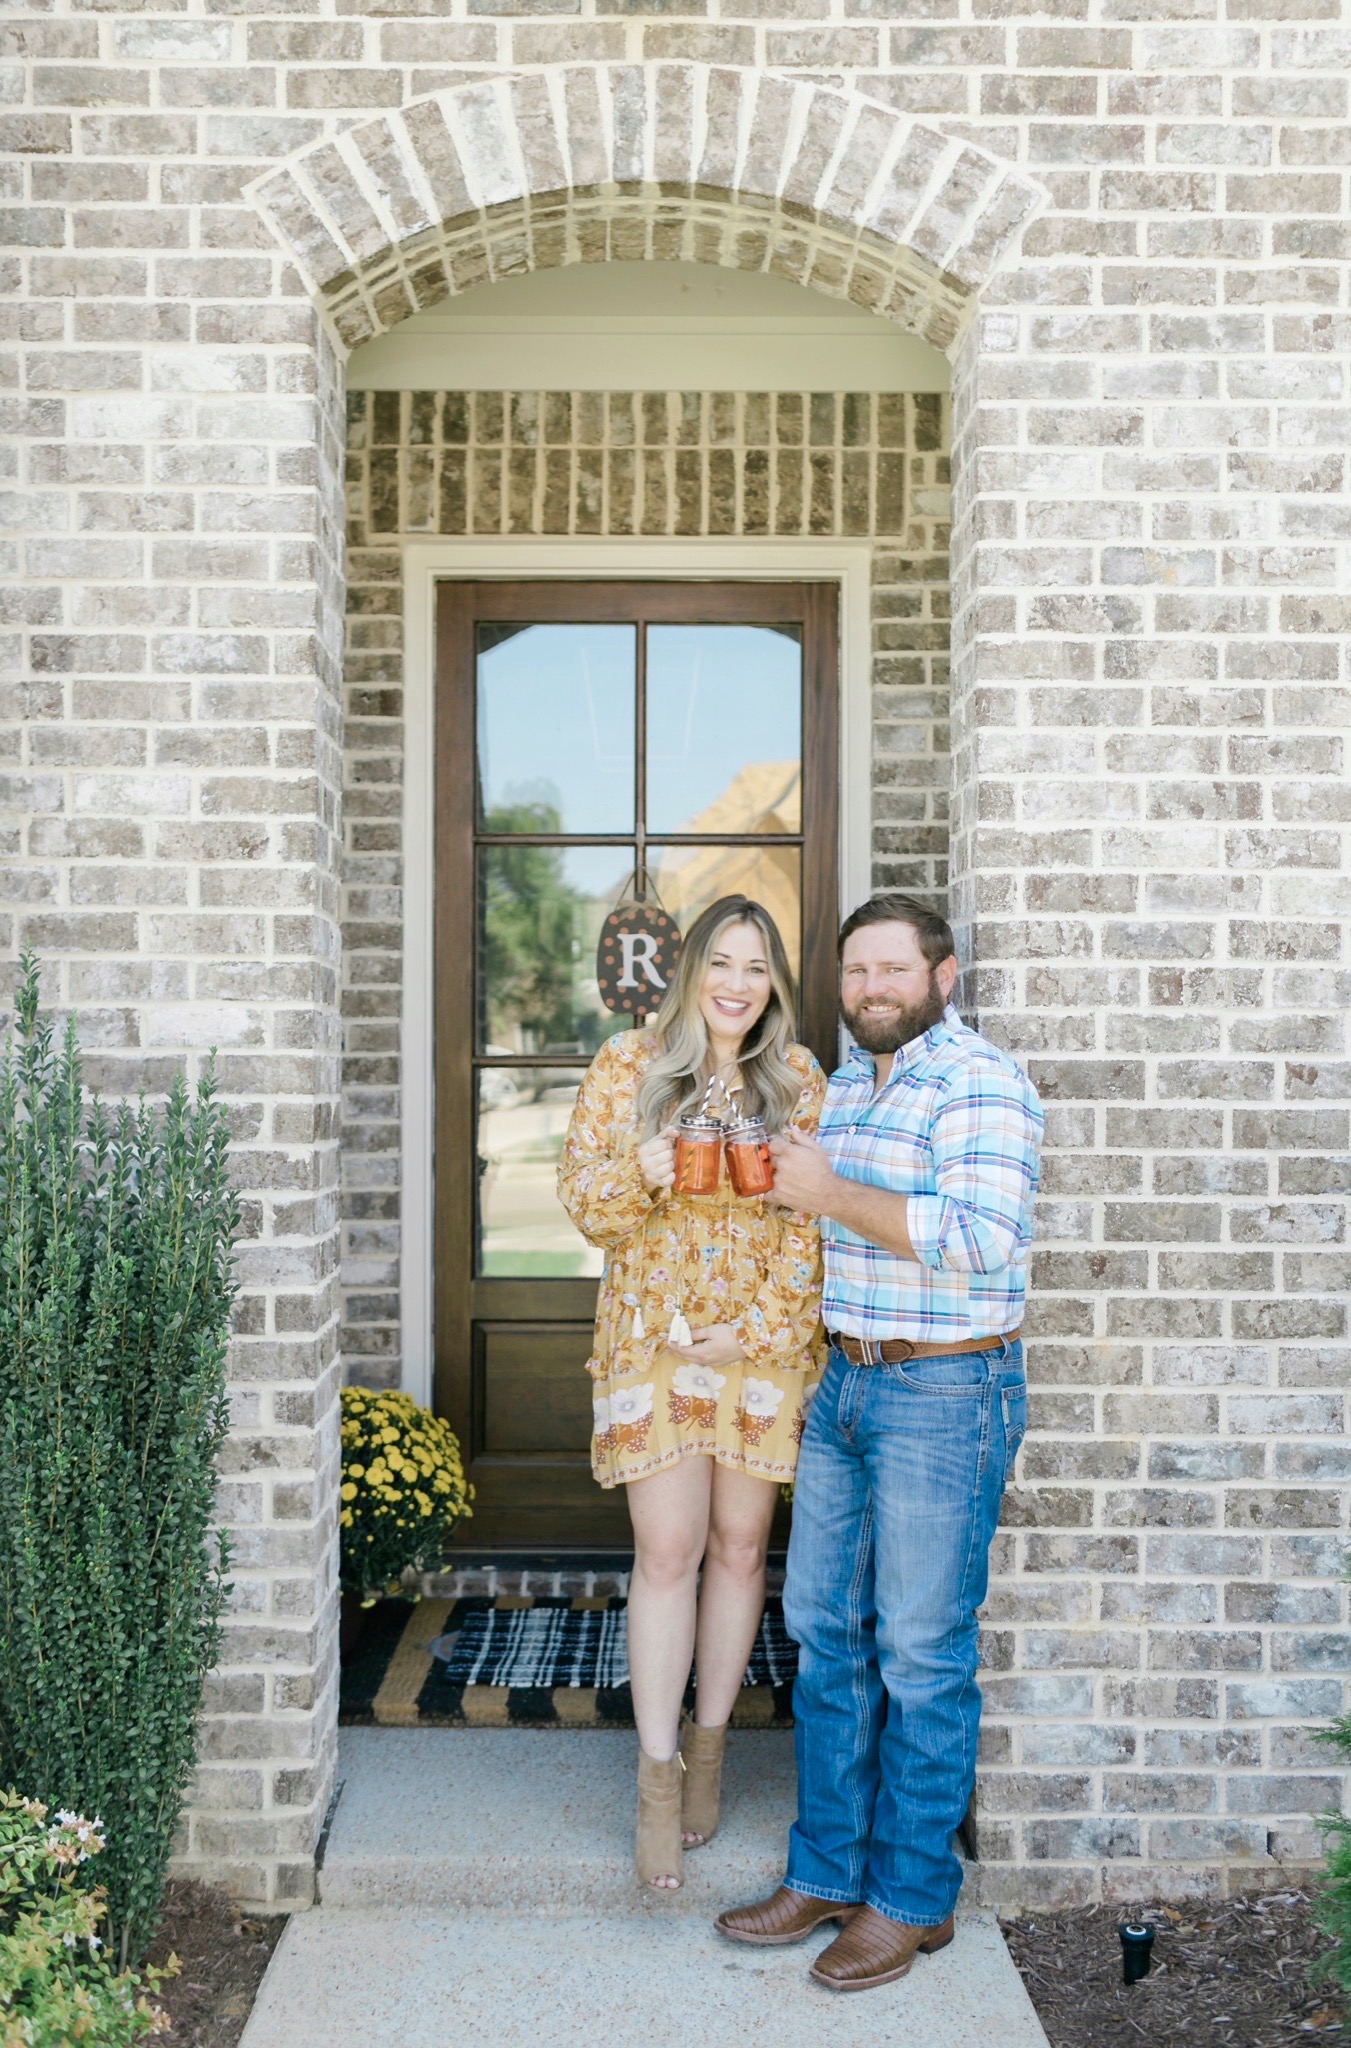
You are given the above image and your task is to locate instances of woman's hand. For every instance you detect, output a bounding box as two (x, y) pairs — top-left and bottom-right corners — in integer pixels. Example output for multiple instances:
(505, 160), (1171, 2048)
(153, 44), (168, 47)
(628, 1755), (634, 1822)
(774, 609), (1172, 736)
(669, 1324), (746, 1367)
(637, 1124), (678, 1193)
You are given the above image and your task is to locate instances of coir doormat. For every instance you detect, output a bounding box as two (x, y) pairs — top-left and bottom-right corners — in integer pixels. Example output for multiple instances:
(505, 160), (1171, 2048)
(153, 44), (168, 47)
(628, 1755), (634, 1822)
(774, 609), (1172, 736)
(340, 1594), (797, 1729)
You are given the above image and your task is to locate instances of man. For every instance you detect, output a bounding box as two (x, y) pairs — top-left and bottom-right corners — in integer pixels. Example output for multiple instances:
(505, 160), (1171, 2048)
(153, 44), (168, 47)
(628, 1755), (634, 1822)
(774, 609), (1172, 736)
(716, 892), (1044, 1992)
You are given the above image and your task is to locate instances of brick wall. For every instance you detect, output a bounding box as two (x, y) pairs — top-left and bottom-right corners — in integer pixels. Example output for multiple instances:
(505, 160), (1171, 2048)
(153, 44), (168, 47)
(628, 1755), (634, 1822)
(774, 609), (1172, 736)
(1, 18), (1346, 1912)
(339, 382), (951, 1385)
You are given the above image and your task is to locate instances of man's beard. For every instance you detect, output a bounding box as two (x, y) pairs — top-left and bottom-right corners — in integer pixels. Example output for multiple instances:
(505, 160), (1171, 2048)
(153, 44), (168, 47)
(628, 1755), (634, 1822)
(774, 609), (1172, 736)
(842, 972), (946, 1056)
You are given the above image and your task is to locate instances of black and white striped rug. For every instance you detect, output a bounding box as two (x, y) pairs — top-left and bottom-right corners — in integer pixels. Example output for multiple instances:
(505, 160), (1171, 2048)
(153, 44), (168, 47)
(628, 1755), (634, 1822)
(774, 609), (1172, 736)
(340, 1594), (797, 1729)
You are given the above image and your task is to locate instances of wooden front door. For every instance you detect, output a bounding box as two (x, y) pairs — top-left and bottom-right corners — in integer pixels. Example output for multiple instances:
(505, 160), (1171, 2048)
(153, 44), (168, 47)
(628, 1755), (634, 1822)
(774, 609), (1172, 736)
(434, 580), (839, 1548)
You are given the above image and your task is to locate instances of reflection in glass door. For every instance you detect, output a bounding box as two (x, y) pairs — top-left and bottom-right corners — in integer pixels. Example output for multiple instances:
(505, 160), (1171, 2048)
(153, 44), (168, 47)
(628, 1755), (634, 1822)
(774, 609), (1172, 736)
(436, 582), (839, 1547)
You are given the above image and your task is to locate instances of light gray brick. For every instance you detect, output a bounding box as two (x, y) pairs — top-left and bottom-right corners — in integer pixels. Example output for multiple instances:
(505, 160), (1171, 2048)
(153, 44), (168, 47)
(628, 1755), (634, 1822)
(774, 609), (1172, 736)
(2, 29), (1346, 1926)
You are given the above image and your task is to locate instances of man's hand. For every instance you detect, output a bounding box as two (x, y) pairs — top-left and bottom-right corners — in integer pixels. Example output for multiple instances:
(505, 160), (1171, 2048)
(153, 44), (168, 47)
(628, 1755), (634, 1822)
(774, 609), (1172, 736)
(769, 1128), (919, 1261)
(766, 1128), (840, 1215)
(668, 1324), (745, 1367)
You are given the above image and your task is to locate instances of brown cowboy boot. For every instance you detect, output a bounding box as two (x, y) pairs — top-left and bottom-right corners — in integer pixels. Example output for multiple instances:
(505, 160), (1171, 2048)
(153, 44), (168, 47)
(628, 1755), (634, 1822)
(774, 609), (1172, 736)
(809, 1904), (956, 1991)
(716, 1885), (858, 1947)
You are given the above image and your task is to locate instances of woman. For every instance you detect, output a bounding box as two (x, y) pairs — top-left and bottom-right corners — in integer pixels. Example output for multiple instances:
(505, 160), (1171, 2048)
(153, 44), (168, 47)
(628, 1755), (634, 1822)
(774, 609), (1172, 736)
(558, 895), (825, 1893)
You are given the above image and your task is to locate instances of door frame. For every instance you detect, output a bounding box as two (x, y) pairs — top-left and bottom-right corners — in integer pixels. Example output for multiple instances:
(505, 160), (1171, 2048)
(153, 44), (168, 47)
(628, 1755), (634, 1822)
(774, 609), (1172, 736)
(399, 538), (874, 1411)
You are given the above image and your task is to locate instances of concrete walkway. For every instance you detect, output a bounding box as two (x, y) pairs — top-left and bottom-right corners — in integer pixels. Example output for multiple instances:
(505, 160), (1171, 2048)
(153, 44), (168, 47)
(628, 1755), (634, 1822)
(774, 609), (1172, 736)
(240, 1729), (1050, 2048)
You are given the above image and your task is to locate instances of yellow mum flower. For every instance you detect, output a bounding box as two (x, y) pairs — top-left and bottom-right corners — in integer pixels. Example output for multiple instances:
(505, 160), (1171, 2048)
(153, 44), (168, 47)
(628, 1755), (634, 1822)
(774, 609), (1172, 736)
(341, 1383), (473, 1596)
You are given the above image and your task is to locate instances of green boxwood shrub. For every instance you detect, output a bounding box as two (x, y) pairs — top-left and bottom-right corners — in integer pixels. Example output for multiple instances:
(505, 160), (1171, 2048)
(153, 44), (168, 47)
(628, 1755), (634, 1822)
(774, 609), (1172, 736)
(0, 959), (237, 1966)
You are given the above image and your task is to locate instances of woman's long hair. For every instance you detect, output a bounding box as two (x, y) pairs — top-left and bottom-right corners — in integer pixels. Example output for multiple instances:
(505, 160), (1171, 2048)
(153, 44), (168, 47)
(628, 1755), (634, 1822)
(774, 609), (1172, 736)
(635, 895), (803, 1138)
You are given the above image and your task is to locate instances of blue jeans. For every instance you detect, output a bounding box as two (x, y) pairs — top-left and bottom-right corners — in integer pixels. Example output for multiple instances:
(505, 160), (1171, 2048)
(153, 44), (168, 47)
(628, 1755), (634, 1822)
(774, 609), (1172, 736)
(783, 1338), (1026, 1927)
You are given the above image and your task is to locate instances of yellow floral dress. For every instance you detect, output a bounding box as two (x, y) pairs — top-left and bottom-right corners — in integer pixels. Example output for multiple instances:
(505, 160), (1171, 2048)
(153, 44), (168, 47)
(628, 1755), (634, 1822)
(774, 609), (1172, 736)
(557, 1030), (826, 1489)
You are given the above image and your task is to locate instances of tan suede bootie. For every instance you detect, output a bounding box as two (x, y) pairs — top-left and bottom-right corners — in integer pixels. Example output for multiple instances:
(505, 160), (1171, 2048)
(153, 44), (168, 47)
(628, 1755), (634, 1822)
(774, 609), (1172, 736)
(636, 1750), (684, 1892)
(680, 1719), (727, 1848)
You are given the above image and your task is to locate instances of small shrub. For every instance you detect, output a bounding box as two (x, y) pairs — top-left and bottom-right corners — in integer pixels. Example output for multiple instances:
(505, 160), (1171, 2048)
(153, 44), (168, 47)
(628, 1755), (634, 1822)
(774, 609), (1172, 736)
(0, 958), (237, 1966)
(0, 1791), (171, 2044)
(1315, 1806), (1351, 2002)
(340, 1388), (472, 1601)
(1314, 1572), (1351, 2009)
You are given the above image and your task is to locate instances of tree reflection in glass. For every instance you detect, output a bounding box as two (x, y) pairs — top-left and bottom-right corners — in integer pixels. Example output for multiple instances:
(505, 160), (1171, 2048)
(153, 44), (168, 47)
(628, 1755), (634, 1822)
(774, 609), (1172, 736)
(477, 815), (632, 1057)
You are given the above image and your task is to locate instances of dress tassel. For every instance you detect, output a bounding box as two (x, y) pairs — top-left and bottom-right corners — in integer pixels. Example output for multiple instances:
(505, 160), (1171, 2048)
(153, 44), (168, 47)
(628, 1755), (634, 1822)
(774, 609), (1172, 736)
(668, 1310), (693, 1347)
(631, 1306), (645, 1341)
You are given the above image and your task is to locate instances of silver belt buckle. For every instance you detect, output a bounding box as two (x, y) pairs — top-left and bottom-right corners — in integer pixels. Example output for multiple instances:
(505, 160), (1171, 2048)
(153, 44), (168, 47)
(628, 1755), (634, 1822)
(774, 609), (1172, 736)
(860, 1336), (882, 1366)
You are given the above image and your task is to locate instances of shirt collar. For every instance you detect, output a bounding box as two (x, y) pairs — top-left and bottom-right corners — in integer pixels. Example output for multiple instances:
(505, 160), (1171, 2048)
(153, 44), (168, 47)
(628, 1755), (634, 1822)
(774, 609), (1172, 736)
(844, 1003), (962, 1084)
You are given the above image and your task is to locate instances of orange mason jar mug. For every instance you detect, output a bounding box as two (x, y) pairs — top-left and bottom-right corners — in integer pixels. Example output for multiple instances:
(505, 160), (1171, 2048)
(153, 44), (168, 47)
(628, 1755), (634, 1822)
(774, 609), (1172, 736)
(724, 1115), (774, 1198)
(673, 1114), (725, 1195)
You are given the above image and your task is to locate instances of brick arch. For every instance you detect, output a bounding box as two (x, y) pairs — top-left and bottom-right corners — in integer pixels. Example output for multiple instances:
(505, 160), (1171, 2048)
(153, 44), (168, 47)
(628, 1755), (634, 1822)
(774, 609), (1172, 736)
(247, 62), (1042, 354)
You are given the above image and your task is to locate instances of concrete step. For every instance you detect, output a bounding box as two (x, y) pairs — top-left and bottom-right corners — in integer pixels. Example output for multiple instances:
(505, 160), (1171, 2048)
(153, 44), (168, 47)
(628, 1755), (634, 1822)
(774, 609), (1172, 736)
(239, 1727), (1050, 2048)
(241, 1903), (1049, 2048)
(319, 1726), (791, 1913)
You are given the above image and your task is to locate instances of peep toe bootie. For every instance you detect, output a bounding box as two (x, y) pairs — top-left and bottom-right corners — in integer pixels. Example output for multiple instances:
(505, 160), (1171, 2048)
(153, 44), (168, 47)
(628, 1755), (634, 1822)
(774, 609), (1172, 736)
(680, 1720), (727, 1848)
(636, 1750), (685, 1892)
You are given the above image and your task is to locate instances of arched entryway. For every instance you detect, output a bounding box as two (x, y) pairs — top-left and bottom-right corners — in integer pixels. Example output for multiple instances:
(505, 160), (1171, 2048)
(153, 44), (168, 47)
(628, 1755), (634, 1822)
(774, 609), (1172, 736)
(233, 58), (1043, 1900)
(247, 64), (1040, 354)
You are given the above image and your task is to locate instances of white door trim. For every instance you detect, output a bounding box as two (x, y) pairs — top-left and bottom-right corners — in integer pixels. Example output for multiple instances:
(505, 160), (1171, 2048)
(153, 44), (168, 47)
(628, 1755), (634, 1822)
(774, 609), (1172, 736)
(398, 538), (874, 1407)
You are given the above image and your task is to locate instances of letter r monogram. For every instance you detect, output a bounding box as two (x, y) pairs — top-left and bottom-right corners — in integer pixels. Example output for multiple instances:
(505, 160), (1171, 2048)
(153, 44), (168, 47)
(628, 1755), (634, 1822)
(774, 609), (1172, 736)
(616, 931), (667, 990)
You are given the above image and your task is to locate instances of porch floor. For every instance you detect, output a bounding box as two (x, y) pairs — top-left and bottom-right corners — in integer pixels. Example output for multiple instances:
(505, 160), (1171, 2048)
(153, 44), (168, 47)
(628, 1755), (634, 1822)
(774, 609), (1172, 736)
(240, 1729), (1049, 2047)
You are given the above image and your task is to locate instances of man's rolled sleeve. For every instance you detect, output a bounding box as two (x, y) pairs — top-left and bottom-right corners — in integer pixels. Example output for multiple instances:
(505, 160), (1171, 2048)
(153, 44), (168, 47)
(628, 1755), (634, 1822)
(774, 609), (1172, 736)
(907, 1192), (1019, 1275)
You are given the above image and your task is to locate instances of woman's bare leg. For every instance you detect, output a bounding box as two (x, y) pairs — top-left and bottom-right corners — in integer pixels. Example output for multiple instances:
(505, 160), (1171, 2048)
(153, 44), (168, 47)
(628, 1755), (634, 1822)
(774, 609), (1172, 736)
(626, 1457), (712, 1884)
(691, 1463), (779, 1730)
(626, 1458), (711, 1755)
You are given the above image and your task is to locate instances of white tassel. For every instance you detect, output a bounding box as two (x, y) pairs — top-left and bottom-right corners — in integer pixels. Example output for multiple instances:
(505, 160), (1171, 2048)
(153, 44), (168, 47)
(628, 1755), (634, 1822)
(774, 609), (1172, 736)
(631, 1306), (645, 1341)
(668, 1310), (693, 1348)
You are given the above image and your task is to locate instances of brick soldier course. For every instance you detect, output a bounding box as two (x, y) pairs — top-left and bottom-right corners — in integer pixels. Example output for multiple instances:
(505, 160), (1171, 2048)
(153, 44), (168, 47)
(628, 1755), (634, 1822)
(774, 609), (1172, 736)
(1, 25), (1347, 1916)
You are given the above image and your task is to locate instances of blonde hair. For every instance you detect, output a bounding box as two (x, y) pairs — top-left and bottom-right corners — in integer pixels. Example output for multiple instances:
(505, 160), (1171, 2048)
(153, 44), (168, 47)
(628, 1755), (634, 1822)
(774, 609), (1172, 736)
(635, 896), (804, 1139)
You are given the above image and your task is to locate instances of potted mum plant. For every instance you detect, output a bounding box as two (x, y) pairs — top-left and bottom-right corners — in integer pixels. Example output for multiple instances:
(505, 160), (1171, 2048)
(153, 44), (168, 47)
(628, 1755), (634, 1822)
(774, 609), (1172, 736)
(339, 1388), (473, 1644)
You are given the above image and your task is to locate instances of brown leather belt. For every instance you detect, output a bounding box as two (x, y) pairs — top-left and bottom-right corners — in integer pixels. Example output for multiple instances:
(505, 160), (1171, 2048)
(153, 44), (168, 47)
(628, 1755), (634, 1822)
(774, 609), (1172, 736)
(828, 1328), (1020, 1367)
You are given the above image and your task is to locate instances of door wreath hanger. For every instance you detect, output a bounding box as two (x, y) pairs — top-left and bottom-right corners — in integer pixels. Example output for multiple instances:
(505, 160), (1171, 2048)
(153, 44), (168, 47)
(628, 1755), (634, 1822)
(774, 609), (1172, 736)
(595, 869), (682, 1018)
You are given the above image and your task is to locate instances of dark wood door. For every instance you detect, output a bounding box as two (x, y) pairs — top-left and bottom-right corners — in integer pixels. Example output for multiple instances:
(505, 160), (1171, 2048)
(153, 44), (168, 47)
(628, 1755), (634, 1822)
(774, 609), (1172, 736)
(435, 580), (839, 1548)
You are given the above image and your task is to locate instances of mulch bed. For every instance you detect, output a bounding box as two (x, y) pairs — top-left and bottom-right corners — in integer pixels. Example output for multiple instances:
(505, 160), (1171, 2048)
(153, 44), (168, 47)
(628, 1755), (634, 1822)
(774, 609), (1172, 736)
(146, 1880), (286, 2048)
(1002, 1894), (1343, 2048)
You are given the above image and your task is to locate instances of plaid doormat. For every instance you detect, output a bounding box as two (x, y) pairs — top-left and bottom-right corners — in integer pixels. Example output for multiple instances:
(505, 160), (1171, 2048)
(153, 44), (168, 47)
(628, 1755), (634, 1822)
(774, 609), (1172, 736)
(340, 1594), (798, 1729)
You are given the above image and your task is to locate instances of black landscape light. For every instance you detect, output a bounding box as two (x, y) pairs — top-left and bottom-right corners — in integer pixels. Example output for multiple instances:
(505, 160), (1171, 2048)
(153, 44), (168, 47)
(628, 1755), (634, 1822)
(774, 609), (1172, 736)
(1119, 1921), (1155, 1984)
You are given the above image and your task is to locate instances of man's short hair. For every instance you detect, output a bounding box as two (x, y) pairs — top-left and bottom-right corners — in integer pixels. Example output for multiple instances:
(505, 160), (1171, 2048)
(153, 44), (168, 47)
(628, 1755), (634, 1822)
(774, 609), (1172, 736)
(838, 892), (956, 970)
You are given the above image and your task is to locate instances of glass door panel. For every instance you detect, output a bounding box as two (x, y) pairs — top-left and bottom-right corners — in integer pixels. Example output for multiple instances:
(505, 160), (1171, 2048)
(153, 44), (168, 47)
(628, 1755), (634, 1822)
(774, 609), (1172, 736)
(650, 844), (803, 980)
(476, 1071), (602, 1279)
(476, 844), (635, 1056)
(476, 622), (636, 833)
(645, 624), (803, 835)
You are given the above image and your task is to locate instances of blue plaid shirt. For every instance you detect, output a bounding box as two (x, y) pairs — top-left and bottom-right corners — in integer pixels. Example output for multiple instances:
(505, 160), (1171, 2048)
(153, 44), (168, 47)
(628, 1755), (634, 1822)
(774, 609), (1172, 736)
(818, 1005), (1044, 1342)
